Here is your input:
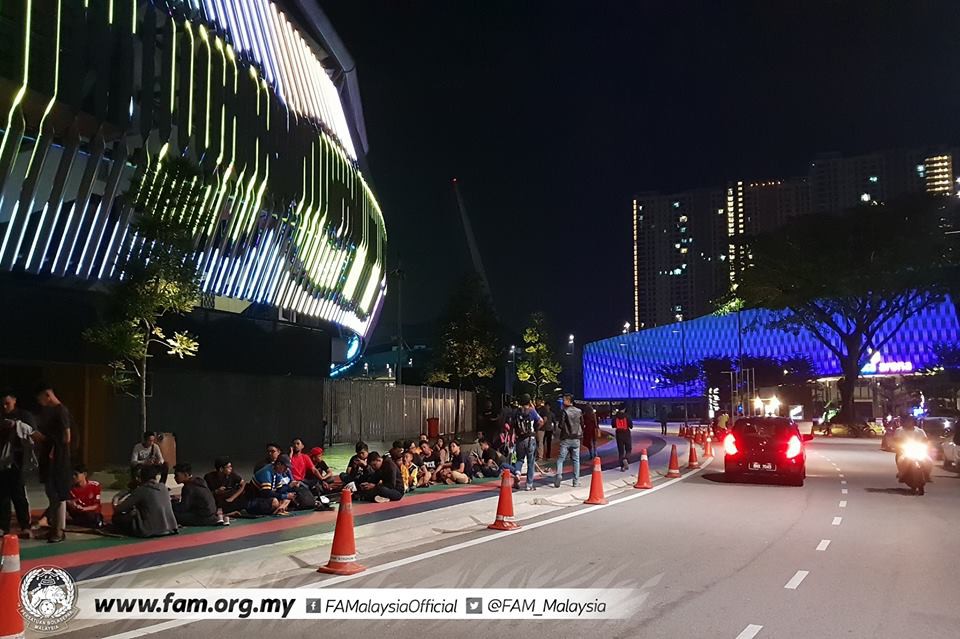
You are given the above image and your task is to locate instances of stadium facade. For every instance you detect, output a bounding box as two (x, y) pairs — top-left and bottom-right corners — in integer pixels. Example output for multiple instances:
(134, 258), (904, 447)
(0, 1), (387, 464)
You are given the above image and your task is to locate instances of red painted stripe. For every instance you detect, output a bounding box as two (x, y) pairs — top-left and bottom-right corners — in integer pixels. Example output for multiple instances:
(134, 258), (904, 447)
(22, 482), (500, 572)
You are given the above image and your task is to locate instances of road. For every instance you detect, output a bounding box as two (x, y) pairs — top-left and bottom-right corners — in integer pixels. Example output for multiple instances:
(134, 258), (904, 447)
(51, 433), (960, 639)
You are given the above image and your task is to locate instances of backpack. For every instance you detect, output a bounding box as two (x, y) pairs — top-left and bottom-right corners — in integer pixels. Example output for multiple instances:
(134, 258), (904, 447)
(511, 409), (536, 439)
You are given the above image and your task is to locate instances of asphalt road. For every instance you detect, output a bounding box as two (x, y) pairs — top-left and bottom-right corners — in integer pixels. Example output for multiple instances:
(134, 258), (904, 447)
(50, 434), (960, 639)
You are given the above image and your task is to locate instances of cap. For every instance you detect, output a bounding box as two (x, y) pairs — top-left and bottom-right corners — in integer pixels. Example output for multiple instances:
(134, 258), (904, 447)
(276, 454), (291, 466)
(309, 447), (324, 457)
(519, 393), (532, 405)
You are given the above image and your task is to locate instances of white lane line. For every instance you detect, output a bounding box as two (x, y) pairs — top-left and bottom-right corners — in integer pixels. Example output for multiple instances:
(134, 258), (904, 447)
(784, 570), (810, 589)
(832, 516), (843, 526)
(100, 456), (716, 638)
(839, 500), (847, 508)
(840, 480), (847, 485)
(841, 488), (848, 494)
(838, 473), (844, 478)
(735, 624), (764, 639)
(816, 539), (831, 551)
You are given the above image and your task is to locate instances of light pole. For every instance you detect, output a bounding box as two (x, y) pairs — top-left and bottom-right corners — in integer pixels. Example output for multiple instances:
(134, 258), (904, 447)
(566, 334), (576, 397)
(675, 313), (688, 428)
(506, 344), (516, 399)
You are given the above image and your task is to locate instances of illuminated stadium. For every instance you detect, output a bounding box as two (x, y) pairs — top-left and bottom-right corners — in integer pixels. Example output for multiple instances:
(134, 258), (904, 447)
(0, 0), (386, 373)
(583, 298), (960, 417)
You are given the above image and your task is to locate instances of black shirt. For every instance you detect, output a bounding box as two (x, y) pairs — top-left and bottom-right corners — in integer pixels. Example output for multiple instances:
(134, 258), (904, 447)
(377, 458), (403, 492)
(38, 404), (73, 499)
(482, 447), (502, 465)
(421, 451), (440, 471)
(449, 450), (471, 473)
(204, 470), (244, 493)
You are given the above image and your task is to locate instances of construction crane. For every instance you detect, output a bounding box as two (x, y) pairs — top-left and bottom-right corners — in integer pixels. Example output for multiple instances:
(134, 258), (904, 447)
(451, 178), (496, 311)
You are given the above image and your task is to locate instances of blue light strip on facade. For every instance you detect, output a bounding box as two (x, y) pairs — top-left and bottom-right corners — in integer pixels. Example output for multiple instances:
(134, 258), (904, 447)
(583, 298), (960, 399)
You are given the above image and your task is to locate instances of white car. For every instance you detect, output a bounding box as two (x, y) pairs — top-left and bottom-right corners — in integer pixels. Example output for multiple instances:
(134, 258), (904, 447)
(942, 430), (960, 470)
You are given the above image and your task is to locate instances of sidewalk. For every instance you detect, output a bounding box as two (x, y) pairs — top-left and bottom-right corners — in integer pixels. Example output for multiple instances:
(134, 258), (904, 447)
(17, 425), (698, 581)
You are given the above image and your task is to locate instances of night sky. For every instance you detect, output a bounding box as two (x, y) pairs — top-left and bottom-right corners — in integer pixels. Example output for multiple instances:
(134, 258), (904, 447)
(322, 1), (960, 346)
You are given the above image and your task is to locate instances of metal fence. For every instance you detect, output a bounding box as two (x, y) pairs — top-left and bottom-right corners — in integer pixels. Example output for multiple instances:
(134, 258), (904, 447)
(322, 380), (475, 444)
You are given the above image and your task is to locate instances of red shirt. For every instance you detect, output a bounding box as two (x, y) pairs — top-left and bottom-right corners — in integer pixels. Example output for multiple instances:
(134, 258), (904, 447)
(288, 453), (315, 481)
(70, 480), (102, 512)
(614, 416), (630, 430)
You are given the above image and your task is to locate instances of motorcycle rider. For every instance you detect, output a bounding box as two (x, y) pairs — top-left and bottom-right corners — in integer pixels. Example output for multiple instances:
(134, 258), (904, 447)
(893, 415), (932, 483)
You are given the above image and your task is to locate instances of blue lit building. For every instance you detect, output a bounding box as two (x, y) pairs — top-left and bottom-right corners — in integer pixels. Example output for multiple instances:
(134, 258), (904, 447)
(584, 298), (960, 418)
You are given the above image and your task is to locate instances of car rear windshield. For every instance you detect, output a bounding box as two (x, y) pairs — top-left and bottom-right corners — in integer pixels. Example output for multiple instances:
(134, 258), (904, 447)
(733, 420), (795, 440)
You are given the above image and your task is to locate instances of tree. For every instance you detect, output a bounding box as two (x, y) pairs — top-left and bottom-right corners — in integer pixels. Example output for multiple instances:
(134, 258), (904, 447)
(732, 195), (959, 423)
(515, 312), (563, 400)
(85, 156), (203, 434)
(426, 275), (500, 431)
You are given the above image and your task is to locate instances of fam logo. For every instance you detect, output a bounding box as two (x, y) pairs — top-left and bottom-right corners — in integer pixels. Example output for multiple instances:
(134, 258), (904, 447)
(861, 351), (914, 375)
(19, 566), (79, 632)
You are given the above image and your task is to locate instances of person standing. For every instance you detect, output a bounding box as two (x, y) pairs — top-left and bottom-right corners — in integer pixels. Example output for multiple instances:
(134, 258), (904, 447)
(554, 394), (583, 488)
(35, 385), (72, 543)
(658, 404), (669, 436)
(612, 405), (632, 471)
(582, 404), (599, 460)
(0, 391), (35, 537)
(511, 394), (542, 491)
(541, 400), (555, 460)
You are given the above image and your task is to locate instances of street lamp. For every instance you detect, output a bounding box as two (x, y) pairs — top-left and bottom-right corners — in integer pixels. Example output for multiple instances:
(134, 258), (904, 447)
(566, 334), (577, 397)
(675, 313), (688, 428)
(505, 345), (517, 398)
(622, 322), (631, 334)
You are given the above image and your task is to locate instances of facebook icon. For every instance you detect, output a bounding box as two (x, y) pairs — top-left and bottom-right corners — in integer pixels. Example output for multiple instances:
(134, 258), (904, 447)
(306, 599), (323, 613)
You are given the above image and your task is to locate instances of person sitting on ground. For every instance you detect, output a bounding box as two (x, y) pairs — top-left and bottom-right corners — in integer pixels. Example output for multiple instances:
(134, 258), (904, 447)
(308, 447), (336, 492)
(441, 440), (472, 484)
(356, 452), (403, 503)
(130, 431), (169, 485)
(419, 442), (441, 485)
(435, 436), (449, 465)
(204, 458), (246, 520)
(476, 439), (502, 478)
(66, 464), (102, 529)
(289, 437), (326, 494)
(407, 441), (424, 466)
(171, 463), (220, 527)
(339, 441), (370, 488)
(419, 433), (429, 446)
(253, 443), (282, 475)
(253, 455), (299, 515)
(400, 451), (419, 493)
(112, 465), (178, 537)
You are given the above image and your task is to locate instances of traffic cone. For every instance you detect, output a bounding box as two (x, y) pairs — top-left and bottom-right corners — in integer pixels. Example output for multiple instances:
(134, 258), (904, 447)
(0, 534), (24, 639)
(704, 436), (714, 458)
(666, 444), (682, 478)
(488, 469), (521, 531)
(317, 489), (366, 575)
(634, 448), (653, 489)
(583, 457), (608, 505)
(679, 425), (686, 438)
(687, 441), (701, 469)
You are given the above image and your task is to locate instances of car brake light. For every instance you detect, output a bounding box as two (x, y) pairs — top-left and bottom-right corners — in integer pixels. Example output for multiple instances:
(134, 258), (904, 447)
(785, 434), (802, 459)
(723, 433), (738, 455)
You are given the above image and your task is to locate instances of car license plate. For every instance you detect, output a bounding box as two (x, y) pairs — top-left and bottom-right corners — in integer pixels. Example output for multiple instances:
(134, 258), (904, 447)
(749, 462), (776, 471)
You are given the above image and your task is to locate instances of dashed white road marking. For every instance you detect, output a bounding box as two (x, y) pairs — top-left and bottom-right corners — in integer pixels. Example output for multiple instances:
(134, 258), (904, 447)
(832, 516), (843, 526)
(840, 480), (847, 485)
(839, 500), (847, 508)
(784, 570), (810, 589)
(841, 488), (848, 494)
(816, 539), (831, 551)
(735, 624), (764, 639)
(838, 474), (844, 478)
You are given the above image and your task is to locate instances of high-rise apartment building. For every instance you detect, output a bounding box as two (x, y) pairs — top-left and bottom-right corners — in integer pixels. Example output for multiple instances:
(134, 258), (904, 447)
(633, 189), (727, 328)
(633, 147), (958, 329)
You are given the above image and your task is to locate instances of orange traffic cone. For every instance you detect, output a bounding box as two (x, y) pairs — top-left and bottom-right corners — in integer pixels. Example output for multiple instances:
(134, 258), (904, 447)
(704, 436), (713, 458)
(488, 470), (521, 531)
(679, 425), (686, 438)
(687, 441), (700, 469)
(317, 489), (366, 575)
(666, 444), (682, 478)
(634, 448), (653, 489)
(583, 457), (608, 505)
(0, 534), (24, 639)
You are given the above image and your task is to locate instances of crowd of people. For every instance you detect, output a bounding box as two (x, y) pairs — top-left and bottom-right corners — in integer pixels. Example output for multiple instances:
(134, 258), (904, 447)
(1, 386), (618, 543)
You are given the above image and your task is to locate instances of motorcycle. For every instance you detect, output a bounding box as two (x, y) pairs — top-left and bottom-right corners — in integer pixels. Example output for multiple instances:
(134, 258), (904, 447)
(898, 440), (931, 495)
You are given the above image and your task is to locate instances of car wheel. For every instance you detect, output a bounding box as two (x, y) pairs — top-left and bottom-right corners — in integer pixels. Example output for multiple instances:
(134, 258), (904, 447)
(787, 477), (804, 487)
